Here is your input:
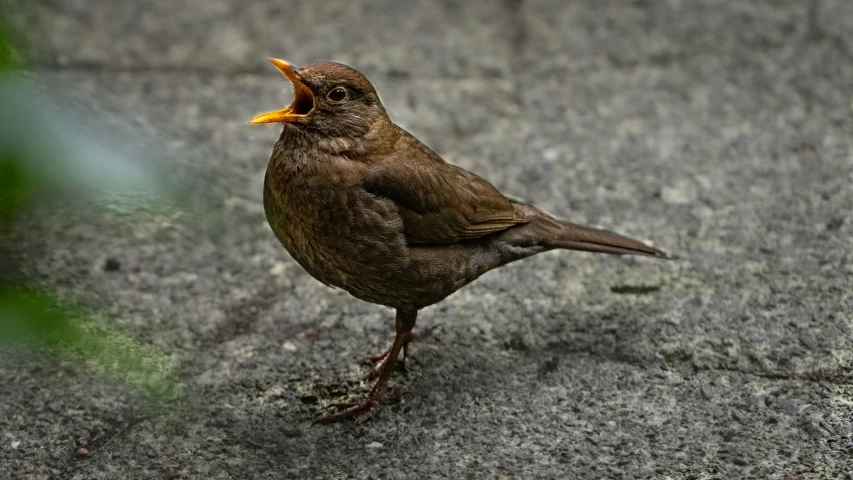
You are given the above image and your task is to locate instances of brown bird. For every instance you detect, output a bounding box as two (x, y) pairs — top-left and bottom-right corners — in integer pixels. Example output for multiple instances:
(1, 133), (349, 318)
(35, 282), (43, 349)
(250, 59), (672, 424)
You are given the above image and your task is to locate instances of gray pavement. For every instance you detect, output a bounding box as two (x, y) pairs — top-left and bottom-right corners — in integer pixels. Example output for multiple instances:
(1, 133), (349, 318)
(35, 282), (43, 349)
(2, 0), (852, 478)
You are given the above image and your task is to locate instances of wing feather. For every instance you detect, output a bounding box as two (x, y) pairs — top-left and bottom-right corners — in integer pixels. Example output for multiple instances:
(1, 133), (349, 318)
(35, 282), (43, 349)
(363, 130), (522, 244)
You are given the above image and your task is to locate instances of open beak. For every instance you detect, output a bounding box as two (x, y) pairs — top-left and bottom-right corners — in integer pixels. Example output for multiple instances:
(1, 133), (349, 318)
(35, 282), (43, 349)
(249, 58), (315, 124)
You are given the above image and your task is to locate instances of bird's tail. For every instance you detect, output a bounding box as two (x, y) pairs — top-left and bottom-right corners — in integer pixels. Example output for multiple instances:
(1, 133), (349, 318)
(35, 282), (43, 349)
(507, 201), (674, 259)
(544, 220), (672, 258)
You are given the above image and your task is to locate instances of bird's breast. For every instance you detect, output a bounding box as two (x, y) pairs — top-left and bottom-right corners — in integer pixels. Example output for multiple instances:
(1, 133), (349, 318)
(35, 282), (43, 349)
(263, 149), (408, 295)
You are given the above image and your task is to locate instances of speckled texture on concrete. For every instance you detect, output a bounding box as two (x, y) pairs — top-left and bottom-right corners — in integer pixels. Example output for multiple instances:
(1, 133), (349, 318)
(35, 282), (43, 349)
(2, 0), (852, 478)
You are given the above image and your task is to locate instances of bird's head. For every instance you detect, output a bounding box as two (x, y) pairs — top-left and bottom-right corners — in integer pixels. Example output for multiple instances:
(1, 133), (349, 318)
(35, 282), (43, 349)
(249, 59), (388, 140)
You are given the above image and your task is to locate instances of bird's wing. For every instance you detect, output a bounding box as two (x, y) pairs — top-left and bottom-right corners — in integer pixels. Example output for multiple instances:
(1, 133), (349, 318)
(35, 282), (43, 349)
(363, 133), (523, 244)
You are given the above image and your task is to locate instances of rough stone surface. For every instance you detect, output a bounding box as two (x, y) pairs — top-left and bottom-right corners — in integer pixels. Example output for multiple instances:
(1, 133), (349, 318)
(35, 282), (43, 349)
(2, 0), (852, 478)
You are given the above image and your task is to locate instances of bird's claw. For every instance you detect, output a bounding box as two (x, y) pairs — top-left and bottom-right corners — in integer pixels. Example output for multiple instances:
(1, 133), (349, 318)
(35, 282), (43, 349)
(315, 390), (406, 425)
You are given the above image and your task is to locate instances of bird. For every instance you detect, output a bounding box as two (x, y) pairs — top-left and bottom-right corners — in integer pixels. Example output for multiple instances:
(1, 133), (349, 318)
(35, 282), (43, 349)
(249, 58), (673, 424)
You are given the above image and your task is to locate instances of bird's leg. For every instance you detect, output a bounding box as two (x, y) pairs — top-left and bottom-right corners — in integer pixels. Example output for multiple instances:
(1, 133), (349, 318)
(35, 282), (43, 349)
(365, 325), (435, 379)
(318, 309), (418, 424)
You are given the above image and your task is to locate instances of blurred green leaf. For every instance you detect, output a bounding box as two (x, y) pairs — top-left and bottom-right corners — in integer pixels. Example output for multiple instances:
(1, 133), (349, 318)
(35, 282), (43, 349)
(0, 150), (31, 227)
(0, 64), (173, 233)
(0, 22), (23, 70)
(0, 72), (167, 199)
(0, 23), (26, 228)
(0, 23), (182, 401)
(0, 284), (182, 400)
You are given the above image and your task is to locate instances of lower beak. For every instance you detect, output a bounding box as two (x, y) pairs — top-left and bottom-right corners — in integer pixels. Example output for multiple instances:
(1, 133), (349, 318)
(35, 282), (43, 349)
(248, 106), (295, 124)
(249, 58), (314, 124)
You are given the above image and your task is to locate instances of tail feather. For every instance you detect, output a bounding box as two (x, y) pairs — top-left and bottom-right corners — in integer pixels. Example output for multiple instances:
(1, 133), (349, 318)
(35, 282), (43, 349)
(508, 200), (674, 259)
(546, 221), (673, 259)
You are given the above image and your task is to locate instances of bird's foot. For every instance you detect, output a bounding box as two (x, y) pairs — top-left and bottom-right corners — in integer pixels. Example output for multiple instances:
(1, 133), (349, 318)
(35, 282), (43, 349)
(315, 389), (406, 425)
(363, 326), (437, 379)
(316, 309), (417, 425)
(364, 350), (397, 380)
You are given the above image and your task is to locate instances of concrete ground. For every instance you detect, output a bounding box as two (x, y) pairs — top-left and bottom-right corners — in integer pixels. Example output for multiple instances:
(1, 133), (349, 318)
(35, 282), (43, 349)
(2, 0), (852, 478)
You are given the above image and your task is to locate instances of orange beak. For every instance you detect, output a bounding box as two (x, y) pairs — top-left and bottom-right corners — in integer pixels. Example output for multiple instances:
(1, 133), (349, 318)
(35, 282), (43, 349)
(249, 58), (315, 124)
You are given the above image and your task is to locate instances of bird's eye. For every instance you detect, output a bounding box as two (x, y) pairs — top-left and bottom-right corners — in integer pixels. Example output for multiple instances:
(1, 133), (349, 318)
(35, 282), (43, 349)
(327, 87), (347, 103)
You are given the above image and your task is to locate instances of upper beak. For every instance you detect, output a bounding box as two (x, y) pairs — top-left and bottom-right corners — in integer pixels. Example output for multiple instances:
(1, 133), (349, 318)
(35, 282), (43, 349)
(249, 58), (315, 124)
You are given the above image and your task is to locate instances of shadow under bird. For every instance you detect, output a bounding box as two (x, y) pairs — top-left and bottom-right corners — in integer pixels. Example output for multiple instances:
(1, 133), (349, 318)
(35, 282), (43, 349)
(249, 58), (673, 424)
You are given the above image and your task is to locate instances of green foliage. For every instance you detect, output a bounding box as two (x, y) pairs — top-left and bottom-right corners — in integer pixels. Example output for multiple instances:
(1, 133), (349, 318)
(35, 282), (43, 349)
(0, 284), (181, 399)
(0, 23), (22, 70)
(0, 27), (181, 401)
(0, 150), (30, 228)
